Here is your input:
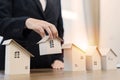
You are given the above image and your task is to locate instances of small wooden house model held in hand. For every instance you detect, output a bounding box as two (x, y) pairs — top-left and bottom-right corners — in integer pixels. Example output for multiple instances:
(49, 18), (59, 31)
(37, 36), (63, 55)
(98, 48), (117, 70)
(62, 43), (86, 71)
(2, 39), (34, 75)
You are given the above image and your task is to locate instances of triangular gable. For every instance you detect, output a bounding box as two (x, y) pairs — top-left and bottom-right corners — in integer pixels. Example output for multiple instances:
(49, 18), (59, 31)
(62, 43), (72, 49)
(37, 36), (49, 44)
(37, 36), (63, 44)
(109, 49), (117, 57)
(2, 39), (12, 45)
(98, 48), (117, 57)
(2, 39), (34, 57)
(86, 46), (101, 56)
(62, 43), (85, 53)
(98, 48), (110, 56)
(96, 47), (102, 56)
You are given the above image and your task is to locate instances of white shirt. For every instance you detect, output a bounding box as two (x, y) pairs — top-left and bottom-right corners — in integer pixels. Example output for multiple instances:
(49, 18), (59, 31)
(39, 0), (47, 11)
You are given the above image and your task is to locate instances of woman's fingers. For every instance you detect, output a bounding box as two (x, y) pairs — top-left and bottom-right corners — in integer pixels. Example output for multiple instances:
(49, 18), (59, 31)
(49, 24), (58, 38)
(25, 18), (58, 38)
(44, 26), (53, 39)
(51, 60), (64, 70)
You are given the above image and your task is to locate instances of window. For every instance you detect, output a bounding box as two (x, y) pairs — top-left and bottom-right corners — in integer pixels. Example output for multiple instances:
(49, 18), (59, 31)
(14, 51), (20, 58)
(49, 40), (54, 48)
(80, 56), (84, 60)
(25, 66), (28, 70)
(94, 61), (97, 65)
(108, 57), (113, 61)
(75, 64), (78, 67)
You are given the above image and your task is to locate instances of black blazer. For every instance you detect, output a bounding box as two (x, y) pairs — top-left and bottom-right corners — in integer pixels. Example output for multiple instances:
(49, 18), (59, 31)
(0, 0), (64, 69)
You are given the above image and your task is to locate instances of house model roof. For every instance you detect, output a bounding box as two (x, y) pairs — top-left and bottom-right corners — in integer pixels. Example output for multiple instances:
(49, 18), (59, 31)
(62, 43), (85, 53)
(2, 39), (34, 57)
(86, 46), (99, 55)
(98, 48), (117, 57)
(37, 36), (63, 44)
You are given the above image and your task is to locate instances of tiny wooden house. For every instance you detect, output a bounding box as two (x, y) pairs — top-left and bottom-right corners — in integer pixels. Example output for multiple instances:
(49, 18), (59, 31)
(62, 43), (86, 71)
(2, 39), (34, 75)
(38, 36), (63, 55)
(98, 48), (117, 70)
(86, 46), (101, 71)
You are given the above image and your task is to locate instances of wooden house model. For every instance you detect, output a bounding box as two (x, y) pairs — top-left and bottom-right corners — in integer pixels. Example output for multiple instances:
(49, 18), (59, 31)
(62, 43), (86, 71)
(86, 46), (101, 71)
(2, 39), (34, 75)
(98, 48), (117, 70)
(37, 36), (63, 55)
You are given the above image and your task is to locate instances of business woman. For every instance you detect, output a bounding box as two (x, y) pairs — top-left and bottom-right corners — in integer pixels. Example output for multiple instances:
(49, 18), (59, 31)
(0, 0), (64, 70)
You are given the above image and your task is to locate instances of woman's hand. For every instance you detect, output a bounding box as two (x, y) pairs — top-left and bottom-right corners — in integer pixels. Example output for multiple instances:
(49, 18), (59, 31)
(25, 18), (58, 39)
(51, 60), (64, 70)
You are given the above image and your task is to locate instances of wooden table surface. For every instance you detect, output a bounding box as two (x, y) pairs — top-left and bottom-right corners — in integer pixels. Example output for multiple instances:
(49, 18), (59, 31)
(0, 69), (120, 80)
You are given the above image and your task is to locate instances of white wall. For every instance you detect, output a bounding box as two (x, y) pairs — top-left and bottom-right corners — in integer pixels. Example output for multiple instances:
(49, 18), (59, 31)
(62, 0), (120, 66)
(62, 0), (88, 50)
(100, 0), (120, 65)
(62, 0), (99, 50)
(84, 0), (99, 45)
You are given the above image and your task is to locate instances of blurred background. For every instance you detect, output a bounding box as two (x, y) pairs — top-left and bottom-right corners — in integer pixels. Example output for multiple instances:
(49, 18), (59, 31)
(61, 0), (120, 67)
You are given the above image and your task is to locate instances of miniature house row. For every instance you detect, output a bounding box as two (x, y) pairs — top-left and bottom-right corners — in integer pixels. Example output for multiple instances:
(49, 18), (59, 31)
(63, 44), (118, 71)
(2, 37), (118, 75)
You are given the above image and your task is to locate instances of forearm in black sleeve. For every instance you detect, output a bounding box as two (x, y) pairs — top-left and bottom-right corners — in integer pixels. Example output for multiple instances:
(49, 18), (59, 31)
(0, 17), (30, 39)
(57, 0), (64, 39)
(0, 0), (30, 39)
(51, 53), (64, 63)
